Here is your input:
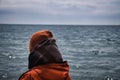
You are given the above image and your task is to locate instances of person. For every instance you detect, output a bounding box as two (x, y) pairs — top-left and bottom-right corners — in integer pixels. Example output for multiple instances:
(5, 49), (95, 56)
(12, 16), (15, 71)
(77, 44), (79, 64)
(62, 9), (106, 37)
(19, 30), (71, 80)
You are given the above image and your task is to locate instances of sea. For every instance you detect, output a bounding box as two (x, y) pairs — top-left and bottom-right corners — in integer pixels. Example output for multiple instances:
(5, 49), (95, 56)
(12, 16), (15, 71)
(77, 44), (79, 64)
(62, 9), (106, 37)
(0, 24), (120, 80)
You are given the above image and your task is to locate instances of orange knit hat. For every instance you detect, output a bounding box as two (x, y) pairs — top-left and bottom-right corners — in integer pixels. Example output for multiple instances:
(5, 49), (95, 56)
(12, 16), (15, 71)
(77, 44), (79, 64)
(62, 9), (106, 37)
(29, 30), (53, 52)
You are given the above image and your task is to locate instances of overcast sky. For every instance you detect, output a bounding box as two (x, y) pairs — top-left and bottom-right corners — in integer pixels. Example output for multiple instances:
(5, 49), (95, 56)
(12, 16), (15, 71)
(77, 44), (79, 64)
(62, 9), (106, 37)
(0, 0), (120, 25)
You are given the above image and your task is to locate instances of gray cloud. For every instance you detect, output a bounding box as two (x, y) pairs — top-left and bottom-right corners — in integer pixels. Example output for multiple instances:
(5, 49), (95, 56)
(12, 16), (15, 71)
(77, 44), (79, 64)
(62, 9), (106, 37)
(1, 0), (120, 14)
(0, 0), (120, 24)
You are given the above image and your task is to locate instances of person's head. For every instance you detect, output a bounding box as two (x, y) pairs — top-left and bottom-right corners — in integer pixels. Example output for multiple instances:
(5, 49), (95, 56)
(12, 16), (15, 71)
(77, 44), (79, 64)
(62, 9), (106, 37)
(28, 30), (63, 69)
(29, 30), (54, 53)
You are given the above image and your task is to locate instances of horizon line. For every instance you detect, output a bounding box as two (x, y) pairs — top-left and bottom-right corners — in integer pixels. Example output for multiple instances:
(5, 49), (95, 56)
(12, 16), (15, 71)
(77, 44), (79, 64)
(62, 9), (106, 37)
(0, 23), (120, 26)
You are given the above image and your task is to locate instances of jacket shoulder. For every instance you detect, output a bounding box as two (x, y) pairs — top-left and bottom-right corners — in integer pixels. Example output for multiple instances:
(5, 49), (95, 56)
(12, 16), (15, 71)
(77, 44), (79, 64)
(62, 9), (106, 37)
(19, 69), (41, 80)
(19, 72), (33, 80)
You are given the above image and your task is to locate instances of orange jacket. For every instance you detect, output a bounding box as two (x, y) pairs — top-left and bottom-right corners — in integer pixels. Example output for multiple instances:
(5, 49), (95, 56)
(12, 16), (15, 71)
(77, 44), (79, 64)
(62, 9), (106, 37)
(19, 62), (71, 80)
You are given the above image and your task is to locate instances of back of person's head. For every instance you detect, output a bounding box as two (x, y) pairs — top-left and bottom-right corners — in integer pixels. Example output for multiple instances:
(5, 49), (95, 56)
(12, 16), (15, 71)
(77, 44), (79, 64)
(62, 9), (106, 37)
(29, 30), (53, 53)
(28, 30), (63, 69)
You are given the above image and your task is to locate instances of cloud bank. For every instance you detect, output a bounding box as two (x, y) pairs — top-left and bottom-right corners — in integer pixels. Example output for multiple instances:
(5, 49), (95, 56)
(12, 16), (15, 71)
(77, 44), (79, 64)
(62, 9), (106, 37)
(0, 0), (120, 24)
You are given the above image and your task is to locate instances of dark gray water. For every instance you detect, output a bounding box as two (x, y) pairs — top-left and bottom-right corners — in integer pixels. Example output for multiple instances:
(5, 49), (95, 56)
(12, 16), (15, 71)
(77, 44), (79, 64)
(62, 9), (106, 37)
(0, 24), (120, 80)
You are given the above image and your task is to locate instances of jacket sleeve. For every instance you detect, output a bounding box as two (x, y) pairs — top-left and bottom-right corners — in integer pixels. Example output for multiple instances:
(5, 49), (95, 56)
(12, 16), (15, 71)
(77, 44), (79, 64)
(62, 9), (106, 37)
(19, 73), (34, 80)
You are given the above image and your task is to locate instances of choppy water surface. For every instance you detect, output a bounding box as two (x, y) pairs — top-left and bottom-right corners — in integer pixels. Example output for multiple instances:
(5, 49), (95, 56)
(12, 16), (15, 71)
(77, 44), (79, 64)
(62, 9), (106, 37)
(0, 25), (120, 80)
